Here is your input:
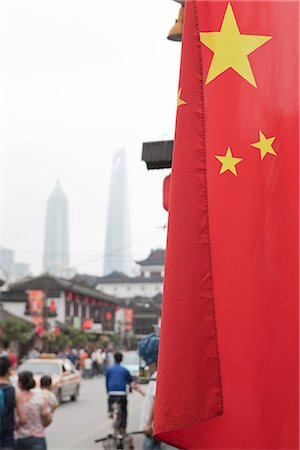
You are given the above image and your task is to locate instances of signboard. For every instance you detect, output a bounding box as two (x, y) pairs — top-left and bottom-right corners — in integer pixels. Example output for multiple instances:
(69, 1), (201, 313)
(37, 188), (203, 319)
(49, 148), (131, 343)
(91, 323), (103, 334)
(27, 290), (44, 325)
(124, 308), (133, 331)
(73, 317), (81, 330)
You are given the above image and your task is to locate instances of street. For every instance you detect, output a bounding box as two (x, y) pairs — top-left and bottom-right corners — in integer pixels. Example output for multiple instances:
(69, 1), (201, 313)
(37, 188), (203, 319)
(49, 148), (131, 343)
(47, 376), (144, 450)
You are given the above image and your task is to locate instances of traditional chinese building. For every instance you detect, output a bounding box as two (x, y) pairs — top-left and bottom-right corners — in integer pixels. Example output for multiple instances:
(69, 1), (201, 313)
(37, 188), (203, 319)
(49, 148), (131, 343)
(73, 249), (165, 299)
(0, 274), (118, 334)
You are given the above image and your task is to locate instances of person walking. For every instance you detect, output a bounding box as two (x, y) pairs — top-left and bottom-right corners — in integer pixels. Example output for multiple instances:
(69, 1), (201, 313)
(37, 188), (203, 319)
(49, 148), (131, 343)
(0, 356), (27, 450)
(15, 371), (52, 450)
(134, 333), (175, 450)
(0, 342), (17, 369)
(83, 354), (93, 379)
(106, 352), (133, 434)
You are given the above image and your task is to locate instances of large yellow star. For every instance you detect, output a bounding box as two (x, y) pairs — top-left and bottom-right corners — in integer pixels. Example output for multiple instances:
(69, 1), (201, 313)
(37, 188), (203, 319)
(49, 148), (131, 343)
(251, 130), (277, 160)
(215, 147), (243, 176)
(177, 88), (187, 107)
(200, 2), (272, 88)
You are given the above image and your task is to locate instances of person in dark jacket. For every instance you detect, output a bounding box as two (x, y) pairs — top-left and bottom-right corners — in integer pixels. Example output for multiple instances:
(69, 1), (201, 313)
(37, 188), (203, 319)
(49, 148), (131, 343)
(106, 352), (133, 433)
(0, 356), (27, 450)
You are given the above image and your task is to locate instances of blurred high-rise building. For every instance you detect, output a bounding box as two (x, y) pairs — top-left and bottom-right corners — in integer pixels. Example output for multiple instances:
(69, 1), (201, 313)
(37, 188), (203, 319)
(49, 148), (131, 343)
(103, 149), (131, 275)
(43, 181), (69, 277)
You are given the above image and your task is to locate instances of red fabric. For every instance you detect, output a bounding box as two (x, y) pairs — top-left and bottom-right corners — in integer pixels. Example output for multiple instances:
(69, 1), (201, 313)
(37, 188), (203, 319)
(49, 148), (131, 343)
(155, 1), (299, 449)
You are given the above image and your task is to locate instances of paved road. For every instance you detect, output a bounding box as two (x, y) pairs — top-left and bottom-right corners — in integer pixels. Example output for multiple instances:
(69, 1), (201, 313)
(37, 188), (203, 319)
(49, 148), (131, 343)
(47, 376), (144, 450)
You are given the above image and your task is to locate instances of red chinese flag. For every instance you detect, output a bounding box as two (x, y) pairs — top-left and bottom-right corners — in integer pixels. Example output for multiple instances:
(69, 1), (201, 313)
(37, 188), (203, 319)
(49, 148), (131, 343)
(155, 1), (299, 449)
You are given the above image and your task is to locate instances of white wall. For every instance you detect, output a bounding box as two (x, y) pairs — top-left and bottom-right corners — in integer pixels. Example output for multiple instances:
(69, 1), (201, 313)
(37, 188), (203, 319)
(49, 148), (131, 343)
(141, 264), (164, 277)
(96, 281), (163, 298)
(46, 292), (65, 323)
(2, 302), (27, 320)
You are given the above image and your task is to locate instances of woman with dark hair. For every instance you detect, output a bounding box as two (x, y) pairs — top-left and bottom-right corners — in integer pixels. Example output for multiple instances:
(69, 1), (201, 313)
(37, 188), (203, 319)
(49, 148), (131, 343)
(15, 371), (52, 450)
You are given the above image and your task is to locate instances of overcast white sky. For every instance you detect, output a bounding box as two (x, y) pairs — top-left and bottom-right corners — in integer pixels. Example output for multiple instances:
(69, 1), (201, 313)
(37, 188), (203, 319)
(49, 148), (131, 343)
(1, 0), (182, 275)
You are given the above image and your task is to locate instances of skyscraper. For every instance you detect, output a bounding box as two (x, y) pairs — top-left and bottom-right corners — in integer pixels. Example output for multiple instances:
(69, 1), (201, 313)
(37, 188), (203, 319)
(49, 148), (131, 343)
(43, 180), (69, 276)
(103, 149), (131, 275)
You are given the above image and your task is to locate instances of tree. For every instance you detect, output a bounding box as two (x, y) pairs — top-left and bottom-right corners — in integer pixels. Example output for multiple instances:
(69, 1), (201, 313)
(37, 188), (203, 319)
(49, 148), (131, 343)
(1, 319), (33, 345)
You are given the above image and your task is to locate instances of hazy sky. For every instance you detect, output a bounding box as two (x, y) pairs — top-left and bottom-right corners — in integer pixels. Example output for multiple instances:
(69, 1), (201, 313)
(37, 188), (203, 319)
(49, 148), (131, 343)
(1, 0), (182, 275)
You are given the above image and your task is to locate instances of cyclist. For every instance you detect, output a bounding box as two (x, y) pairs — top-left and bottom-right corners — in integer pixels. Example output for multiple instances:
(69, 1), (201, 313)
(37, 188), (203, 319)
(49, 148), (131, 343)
(106, 352), (133, 434)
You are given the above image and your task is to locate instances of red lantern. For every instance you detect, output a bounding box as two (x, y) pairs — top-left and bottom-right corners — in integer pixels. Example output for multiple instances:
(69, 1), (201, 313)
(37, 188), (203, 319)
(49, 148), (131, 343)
(75, 294), (80, 303)
(91, 298), (96, 306)
(49, 300), (56, 312)
(84, 296), (89, 305)
(36, 324), (44, 335)
(106, 311), (112, 321)
(82, 319), (93, 330)
(66, 291), (73, 301)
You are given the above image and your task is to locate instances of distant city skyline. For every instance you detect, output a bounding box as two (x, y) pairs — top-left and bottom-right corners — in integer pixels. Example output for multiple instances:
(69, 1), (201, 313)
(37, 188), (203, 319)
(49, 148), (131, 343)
(2, 0), (178, 275)
(103, 149), (132, 276)
(43, 180), (70, 277)
(0, 247), (31, 282)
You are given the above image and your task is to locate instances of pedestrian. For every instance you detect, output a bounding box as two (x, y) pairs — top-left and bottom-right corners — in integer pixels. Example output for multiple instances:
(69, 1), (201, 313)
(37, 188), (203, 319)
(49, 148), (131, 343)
(91, 349), (99, 376)
(40, 376), (59, 412)
(105, 350), (114, 374)
(66, 347), (78, 366)
(0, 356), (27, 450)
(83, 354), (93, 378)
(27, 347), (40, 359)
(1, 342), (17, 369)
(79, 348), (88, 370)
(97, 348), (106, 374)
(134, 333), (175, 450)
(106, 352), (133, 434)
(15, 371), (52, 450)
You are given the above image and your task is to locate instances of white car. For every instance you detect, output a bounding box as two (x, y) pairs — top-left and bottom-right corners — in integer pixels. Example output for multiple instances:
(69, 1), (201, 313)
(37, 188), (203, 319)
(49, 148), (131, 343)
(121, 351), (141, 379)
(13, 356), (81, 403)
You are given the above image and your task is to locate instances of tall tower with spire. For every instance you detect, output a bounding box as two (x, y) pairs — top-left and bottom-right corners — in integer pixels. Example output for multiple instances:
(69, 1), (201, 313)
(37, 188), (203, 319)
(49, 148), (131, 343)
(43, 180), (69, 276)
(103, 149), (131, 275)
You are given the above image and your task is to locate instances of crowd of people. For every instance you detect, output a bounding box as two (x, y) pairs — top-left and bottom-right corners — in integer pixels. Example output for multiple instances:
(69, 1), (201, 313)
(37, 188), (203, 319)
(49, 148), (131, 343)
(1, 355), (53, 450)
(0, 342), (115, 450)
(0, 334), (171, 450)
(28, 345), (113, 379)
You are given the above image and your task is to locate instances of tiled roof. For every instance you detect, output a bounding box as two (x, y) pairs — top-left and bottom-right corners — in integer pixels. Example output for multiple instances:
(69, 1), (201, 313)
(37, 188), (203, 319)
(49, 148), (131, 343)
(136, 249), (165, 266)
(4, 273), (119, 304)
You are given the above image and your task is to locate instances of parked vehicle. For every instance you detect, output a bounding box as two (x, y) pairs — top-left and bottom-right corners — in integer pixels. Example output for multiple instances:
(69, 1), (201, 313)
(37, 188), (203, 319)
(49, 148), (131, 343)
(121, 351), (149, 382)
(13, 355), (81, 403)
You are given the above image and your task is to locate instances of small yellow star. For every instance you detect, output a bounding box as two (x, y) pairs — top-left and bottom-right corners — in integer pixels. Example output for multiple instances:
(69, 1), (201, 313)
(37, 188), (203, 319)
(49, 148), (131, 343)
(200, 2), (272, 87)
(215, 147), (243, 176)
(251, 130), (277, 160)
(177, 88), (187, 107)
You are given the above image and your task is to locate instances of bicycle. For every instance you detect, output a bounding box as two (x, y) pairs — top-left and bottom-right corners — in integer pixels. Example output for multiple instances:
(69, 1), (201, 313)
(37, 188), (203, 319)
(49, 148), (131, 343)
(95, 398), (141, 450)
